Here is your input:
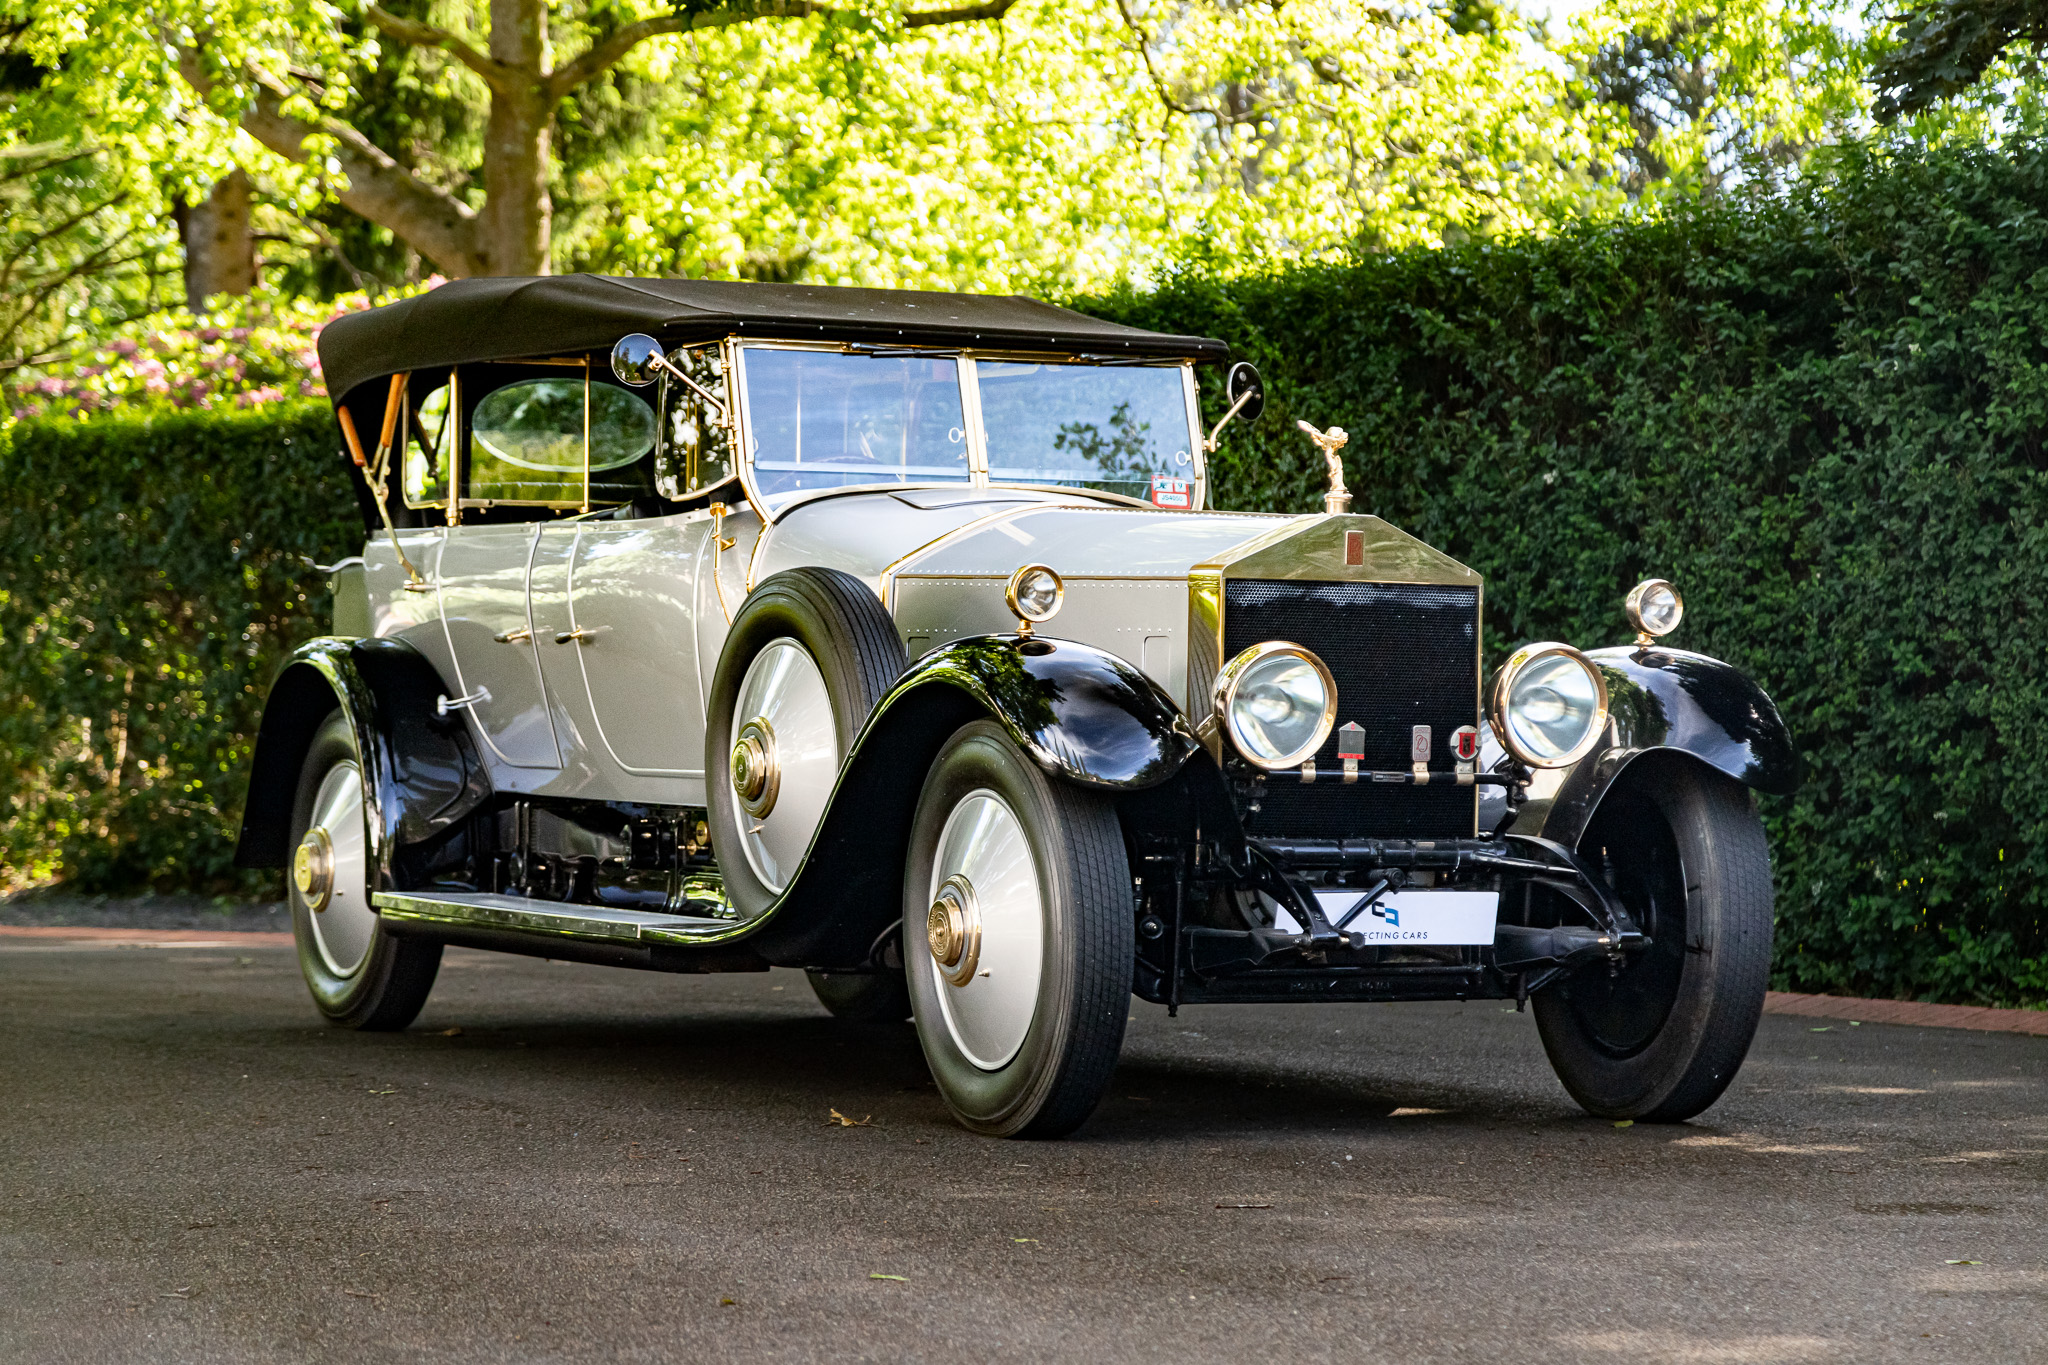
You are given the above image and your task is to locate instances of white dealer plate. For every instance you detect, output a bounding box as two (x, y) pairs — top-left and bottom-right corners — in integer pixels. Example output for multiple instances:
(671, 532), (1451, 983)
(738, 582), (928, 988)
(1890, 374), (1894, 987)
(1273, 890), (1500, 946)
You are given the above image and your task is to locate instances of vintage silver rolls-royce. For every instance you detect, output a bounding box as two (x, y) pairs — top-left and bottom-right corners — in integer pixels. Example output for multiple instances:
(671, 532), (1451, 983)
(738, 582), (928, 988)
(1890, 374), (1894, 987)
(237, 276), (1797, 1137)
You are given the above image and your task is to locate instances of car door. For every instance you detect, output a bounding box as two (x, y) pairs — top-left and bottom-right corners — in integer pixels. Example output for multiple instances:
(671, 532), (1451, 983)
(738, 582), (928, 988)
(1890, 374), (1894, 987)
(564, 513), (713, 781)
(437, 523), (560, 770)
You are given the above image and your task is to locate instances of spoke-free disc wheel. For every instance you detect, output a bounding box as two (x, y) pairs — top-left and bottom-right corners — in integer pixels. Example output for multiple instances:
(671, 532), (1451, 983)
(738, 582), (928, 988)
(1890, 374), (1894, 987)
(288, 712), (441, 1030)
(904, 720), (1133, 1138)
(1533, 757), (1772, 1122)
(707, 568), (906, 919)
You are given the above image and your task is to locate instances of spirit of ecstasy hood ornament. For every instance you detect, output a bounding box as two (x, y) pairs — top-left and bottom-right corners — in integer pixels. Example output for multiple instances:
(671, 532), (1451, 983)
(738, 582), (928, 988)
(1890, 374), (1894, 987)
(1296, 420), (1351, 514)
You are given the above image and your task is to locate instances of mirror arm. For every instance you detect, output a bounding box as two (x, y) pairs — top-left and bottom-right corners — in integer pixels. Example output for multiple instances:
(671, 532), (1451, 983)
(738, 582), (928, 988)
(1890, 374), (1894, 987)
(1203, 385), (1257, 454)
(647, 352), (732, 430)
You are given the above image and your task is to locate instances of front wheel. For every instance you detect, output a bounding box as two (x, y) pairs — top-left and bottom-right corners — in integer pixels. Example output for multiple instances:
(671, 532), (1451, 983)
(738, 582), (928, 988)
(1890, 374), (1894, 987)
(1533, 757), (1772, 1122)
(287, 712), (442, 1030)
(904, 720), (1133, 1139)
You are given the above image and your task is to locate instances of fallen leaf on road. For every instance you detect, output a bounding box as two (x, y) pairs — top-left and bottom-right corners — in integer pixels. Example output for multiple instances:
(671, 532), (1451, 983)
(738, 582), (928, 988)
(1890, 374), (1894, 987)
(827, 1109), (871, 1127)
(870, 1273), (907, 1281)
(368, 1088), (397, 1096)
(1810, 1027), (1833, 1033)
(1013, 1238), (1038, 1243)
(1945, 1259), (1983, 1266)
(185, 1222), (216, 1230)
(720, 1297), (736, 1306)
(439, 1027), (463, 1036)
(1613, 1120), (1634, 1128)
(1216, 1202), (1273, 1209)
(159, 1288), (192, 1299)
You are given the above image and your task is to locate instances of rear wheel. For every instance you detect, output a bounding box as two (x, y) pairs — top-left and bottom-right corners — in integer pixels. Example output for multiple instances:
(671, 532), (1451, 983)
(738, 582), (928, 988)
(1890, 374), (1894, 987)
(288, 712), (441, 1030)
(1533, 758), (1772, 1122)
(904, 720), (1132, 1138)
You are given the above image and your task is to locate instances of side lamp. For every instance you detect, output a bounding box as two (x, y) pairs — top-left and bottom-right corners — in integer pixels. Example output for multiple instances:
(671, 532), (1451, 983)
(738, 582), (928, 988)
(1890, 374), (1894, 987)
(1624, 578), (1684, 648)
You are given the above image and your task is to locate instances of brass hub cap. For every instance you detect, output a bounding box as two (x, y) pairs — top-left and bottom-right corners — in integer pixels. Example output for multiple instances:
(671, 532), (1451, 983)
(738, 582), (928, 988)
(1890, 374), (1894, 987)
(292, 826), (335, 913)
(731, 717), (779, 818)
(926, 875), (981, 987)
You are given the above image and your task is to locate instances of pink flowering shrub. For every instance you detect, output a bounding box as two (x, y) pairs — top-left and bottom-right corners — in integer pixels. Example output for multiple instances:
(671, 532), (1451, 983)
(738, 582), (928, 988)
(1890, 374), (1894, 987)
(6, 281), (444, 420)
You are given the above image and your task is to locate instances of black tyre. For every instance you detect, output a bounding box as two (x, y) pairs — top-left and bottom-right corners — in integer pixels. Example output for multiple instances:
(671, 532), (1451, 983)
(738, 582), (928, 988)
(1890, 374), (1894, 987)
(1533, 757), (1772, 1122)
(904, 720), (1133, 1138)
(287, 712), (442, 1030)
(807, 969), (913, 1022)
(707, 568), (906, 919)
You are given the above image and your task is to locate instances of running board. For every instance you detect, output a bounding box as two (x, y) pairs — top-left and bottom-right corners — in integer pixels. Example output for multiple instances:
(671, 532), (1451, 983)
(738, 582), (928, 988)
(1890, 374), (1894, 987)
(373, 891), (738, 945)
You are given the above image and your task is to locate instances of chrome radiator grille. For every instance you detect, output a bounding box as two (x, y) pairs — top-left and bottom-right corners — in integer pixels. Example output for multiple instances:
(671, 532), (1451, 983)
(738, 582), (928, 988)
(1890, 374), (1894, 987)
(1222, 578), (1479, 839)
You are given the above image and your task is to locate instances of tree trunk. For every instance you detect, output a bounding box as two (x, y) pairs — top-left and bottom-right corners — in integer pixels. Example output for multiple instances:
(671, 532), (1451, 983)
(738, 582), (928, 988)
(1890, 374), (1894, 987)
(480, 0), (553, 275)
(178, 170), (257, 311)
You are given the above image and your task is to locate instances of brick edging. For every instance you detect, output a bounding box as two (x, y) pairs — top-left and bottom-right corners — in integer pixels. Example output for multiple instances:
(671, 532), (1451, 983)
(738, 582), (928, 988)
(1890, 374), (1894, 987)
(1766, 990), (2048, 1037)
(0, 926), (295, 946)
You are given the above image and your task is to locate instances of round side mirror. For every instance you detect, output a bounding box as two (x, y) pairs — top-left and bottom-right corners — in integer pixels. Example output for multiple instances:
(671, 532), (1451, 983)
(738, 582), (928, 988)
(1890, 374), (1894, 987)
(611, 332), (664, 388)
(1227, 361), (1266, 424)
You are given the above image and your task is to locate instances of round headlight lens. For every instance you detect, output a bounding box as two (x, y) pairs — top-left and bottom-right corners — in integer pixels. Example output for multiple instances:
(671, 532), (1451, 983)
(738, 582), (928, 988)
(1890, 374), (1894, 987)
(1215, 643), (1337, 769)
(1005, 564), (1064, 623)
(1625, 578), (1684, 638)
(1489, 643), (1608, 769)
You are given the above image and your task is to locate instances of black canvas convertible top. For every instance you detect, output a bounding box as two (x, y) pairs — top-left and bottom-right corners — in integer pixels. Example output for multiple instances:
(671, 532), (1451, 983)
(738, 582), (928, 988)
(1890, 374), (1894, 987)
(318, 274), (1229, 405)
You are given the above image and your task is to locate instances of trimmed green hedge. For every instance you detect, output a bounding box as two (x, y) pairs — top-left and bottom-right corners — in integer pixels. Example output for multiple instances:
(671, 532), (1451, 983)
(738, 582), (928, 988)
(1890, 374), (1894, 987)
(0, 402), (356, 893)
(5, 141), (2045, 1004)
(1088, 140), (2048, 1006)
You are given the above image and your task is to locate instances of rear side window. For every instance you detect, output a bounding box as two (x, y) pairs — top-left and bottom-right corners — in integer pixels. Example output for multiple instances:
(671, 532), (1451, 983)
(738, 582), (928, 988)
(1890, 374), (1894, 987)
(403, 381), (454, 508)
(463, 374), (656, 507)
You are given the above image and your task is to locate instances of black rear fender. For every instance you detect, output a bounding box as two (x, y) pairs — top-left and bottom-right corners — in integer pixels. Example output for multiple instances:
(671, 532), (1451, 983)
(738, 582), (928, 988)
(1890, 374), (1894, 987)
(234, 637), (491, 889)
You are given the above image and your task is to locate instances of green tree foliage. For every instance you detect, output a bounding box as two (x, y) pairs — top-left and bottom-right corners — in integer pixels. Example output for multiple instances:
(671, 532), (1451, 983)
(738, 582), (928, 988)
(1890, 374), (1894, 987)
(1089, 139), (2048, 1006)
(1562, 0), (1874, 197)
(583, 0), (1632, 287)
(1872, 0), (2048, 120)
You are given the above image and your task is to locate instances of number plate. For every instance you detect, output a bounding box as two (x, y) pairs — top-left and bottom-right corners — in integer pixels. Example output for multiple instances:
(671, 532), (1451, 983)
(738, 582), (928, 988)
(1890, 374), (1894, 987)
(1277, 890), (1499, 946)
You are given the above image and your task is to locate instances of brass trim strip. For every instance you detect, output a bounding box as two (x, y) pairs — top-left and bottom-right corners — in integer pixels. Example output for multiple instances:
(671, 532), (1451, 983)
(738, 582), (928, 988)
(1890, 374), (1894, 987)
(876, 503), (1045, 611)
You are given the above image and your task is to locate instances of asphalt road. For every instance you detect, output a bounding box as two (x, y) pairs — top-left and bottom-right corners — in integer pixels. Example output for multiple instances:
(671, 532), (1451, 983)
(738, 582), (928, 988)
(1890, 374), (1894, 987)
(1, 943), (2042, 1364)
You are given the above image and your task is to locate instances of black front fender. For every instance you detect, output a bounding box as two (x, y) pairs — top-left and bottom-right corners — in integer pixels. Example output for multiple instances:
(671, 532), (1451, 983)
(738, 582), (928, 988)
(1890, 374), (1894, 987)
(1514, 645), (1797, 846)
(234, 637), (491, 889)
(893, 634), (1201, 789)
(741, 634), (1199, 967)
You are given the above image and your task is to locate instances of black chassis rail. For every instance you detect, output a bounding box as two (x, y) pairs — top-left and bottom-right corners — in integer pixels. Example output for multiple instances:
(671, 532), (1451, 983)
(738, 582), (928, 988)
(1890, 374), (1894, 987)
(1130, 833), (1649, 1011)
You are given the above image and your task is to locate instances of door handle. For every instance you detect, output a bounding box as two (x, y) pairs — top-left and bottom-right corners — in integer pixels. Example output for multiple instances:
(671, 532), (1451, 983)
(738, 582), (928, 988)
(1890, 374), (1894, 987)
(494, 627), (533, 644)
(554, 626), (607, 645)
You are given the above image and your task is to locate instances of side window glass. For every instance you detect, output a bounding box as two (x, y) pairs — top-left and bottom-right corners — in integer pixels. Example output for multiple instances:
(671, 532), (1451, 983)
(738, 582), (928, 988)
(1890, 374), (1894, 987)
(467, 376), (656, 506)
(655, 346), (734, 498)
(403, 382), (452, 507)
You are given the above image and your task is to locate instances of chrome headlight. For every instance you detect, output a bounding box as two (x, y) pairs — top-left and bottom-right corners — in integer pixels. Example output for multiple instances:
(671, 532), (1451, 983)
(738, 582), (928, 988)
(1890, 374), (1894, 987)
(1488, 643), (1609, 769)
(1625, 578), (1683, 639)
(1213, 642), (1337, 770)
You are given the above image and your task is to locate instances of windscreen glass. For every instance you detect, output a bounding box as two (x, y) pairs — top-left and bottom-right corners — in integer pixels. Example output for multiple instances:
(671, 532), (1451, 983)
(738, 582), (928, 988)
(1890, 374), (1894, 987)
(741, 348), (971, 506)
(976, 362), (1195, 503)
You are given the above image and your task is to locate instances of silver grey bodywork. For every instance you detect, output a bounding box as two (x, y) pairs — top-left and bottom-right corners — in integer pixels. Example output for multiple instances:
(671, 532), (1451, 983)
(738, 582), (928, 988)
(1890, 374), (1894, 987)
(356, 490), (1308, 809)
